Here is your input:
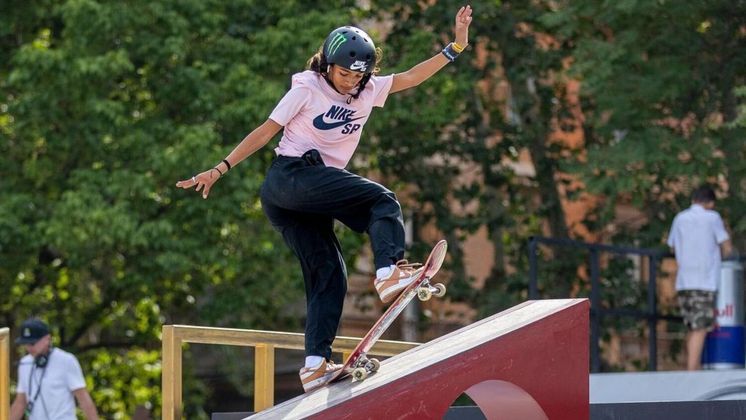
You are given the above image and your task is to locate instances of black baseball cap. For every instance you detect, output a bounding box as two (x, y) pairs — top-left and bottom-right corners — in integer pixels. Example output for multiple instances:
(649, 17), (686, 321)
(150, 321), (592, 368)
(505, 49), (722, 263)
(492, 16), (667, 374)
(16, 318), (50, 345)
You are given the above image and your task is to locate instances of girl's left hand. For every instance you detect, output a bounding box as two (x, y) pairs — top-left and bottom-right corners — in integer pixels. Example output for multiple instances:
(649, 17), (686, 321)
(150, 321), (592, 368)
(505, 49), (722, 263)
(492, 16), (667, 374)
(454, 5), (473, 48)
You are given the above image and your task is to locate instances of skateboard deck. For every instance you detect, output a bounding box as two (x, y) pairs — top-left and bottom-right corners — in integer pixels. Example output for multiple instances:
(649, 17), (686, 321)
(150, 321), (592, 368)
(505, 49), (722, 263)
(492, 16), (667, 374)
(330, 239), (448, 383)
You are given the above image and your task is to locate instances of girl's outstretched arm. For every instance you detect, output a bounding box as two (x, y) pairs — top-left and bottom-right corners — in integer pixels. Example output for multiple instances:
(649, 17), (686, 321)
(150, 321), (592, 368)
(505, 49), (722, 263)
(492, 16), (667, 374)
(390, 5), (473, 94)
(175, 119), (282, 198)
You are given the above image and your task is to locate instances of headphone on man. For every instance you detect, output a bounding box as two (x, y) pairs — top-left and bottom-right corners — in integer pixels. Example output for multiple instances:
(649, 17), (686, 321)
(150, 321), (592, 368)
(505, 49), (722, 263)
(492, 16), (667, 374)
(33, 346), (53, 368)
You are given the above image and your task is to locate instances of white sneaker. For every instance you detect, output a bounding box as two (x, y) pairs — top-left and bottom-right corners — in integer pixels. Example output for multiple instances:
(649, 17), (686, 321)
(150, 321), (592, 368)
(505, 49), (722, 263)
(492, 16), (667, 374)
(374, 260), (424, 303)
(298, 359), (343, 392)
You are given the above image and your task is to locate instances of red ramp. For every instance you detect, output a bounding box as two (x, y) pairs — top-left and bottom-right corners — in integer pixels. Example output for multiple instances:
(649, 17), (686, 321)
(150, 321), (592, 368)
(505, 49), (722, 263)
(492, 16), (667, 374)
(249, 299), (589, 419)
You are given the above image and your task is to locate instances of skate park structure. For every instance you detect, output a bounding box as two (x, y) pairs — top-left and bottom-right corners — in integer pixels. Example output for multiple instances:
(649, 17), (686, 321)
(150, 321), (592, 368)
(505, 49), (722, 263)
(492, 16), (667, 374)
(163, 299), (589, 419)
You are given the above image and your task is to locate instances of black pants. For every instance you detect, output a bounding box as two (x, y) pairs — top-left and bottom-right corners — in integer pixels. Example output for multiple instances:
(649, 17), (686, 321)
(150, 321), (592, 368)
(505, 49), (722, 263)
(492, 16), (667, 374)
(260, 150), (405, 359)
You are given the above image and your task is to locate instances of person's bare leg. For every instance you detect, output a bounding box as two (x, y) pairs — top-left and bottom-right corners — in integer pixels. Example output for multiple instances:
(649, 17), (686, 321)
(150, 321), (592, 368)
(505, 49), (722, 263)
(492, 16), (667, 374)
(686, 329), (707, 370)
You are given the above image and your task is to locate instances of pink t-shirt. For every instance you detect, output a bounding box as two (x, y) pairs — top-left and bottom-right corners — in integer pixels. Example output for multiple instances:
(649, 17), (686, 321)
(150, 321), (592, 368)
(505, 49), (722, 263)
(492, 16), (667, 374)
(269, 70), (394, 169)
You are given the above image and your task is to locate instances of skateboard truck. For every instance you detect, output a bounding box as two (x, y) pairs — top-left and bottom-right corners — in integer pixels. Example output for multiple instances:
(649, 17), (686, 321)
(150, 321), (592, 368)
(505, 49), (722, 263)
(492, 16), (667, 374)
(416, 277), (447, 301)
(351, 357), (381, 381)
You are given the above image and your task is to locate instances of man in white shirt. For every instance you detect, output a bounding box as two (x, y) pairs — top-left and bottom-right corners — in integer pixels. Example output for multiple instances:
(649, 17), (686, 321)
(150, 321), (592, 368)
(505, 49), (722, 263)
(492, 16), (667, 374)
(10, 318), (99, 420)
(667, 186), (734, 370)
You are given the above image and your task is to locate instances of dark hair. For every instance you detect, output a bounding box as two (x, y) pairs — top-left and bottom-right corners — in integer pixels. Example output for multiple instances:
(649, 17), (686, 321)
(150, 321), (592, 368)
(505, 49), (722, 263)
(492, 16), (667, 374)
(306, 45), (383, 100)
(306, 46), (329, 74)
(692, 185), (716, 204)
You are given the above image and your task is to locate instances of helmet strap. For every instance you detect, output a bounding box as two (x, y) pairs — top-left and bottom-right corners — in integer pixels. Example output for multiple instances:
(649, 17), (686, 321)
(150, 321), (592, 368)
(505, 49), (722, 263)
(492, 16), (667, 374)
(351, 73), (372, 100)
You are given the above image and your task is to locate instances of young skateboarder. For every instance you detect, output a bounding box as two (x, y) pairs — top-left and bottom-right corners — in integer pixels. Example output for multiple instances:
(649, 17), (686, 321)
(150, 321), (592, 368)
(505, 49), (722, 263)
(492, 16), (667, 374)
(177, 5), (473, 391)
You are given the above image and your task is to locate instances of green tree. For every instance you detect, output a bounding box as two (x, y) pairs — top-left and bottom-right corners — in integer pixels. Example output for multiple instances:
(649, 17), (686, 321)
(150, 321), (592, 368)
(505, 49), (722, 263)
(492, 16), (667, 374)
(543, 0), (746, 246)
(1, 0), (364, 416)
(4, 1), (742, 415)
(365, 0), (583, 312)
(539, 0), (745, 370)
(368, 0), (744, 371)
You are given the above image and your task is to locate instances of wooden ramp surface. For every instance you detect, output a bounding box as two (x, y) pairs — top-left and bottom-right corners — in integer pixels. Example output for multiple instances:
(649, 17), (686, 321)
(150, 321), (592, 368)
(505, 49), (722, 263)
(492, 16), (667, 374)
(248, 298), (589, 420)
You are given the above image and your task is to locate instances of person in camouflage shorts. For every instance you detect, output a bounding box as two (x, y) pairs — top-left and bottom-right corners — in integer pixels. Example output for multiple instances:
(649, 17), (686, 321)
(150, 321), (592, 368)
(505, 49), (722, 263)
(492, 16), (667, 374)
(677, 290), (716, 331)
(668, 186), (733, 370)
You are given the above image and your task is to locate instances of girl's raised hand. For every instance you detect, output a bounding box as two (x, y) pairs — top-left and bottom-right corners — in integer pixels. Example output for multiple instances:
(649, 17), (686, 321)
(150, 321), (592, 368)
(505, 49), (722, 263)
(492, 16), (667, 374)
(454, 5), (473, 48)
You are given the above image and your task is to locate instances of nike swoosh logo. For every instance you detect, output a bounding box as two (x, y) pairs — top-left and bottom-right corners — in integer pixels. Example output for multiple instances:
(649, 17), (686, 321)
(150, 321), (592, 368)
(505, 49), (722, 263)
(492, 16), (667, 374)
(350, 62), (367, 71)
(312, 114), (364, 130)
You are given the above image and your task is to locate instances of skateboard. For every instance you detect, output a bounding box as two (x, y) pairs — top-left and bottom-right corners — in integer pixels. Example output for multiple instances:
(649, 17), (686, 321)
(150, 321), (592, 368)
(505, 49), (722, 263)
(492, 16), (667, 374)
(330, 239), (448, 383)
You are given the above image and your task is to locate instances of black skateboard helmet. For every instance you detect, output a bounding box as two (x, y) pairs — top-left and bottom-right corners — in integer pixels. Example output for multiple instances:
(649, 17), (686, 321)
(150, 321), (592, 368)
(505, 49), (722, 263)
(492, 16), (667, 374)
(323, 26), (376, 74)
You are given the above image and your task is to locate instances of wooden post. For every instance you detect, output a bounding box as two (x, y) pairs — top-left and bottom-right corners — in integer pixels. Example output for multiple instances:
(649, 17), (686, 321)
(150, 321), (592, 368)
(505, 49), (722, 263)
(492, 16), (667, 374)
(161, 326), (182, 420)
(254, 344), (275, 412)
(0, 328), (9, 420)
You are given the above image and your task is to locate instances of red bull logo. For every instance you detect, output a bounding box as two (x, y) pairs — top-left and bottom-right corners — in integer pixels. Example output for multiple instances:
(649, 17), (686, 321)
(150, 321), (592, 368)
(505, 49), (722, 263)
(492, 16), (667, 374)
(715, 304), (736, 321)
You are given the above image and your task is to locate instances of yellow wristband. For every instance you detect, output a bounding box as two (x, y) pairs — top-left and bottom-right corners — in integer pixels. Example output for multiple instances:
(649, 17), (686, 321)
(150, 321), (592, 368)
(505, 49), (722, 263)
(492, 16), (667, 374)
(452, 42), (465, 53)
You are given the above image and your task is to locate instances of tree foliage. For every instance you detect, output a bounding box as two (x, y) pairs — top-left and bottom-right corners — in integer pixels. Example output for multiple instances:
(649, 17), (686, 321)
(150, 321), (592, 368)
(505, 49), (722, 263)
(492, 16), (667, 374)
(1, 0), (363, 416)
(543, 0), (745, 245)
(2, 0), (744, 415)
(365, 0), (744, 368)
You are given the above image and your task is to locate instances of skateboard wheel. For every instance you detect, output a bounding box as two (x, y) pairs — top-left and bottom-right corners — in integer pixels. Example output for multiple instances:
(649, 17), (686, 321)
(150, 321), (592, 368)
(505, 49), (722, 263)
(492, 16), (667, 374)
(433, 283), (446, 297)
(417, 287), (432, 301)
(352, 367), (368, 381)
(366, 358), (381, 372)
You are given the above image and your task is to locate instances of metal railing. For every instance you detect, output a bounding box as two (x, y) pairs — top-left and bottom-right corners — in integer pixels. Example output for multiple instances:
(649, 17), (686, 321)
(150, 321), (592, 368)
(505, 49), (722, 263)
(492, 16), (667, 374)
(161, 325), (419, 418)
(528, 236), (680, 372)
(1, 328), (8, 419)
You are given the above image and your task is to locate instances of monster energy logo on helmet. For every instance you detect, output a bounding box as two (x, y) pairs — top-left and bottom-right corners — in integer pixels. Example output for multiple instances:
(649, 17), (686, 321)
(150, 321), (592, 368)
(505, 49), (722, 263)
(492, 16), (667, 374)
(327, 33), (348, 56)
(323, 26), (376, 74)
